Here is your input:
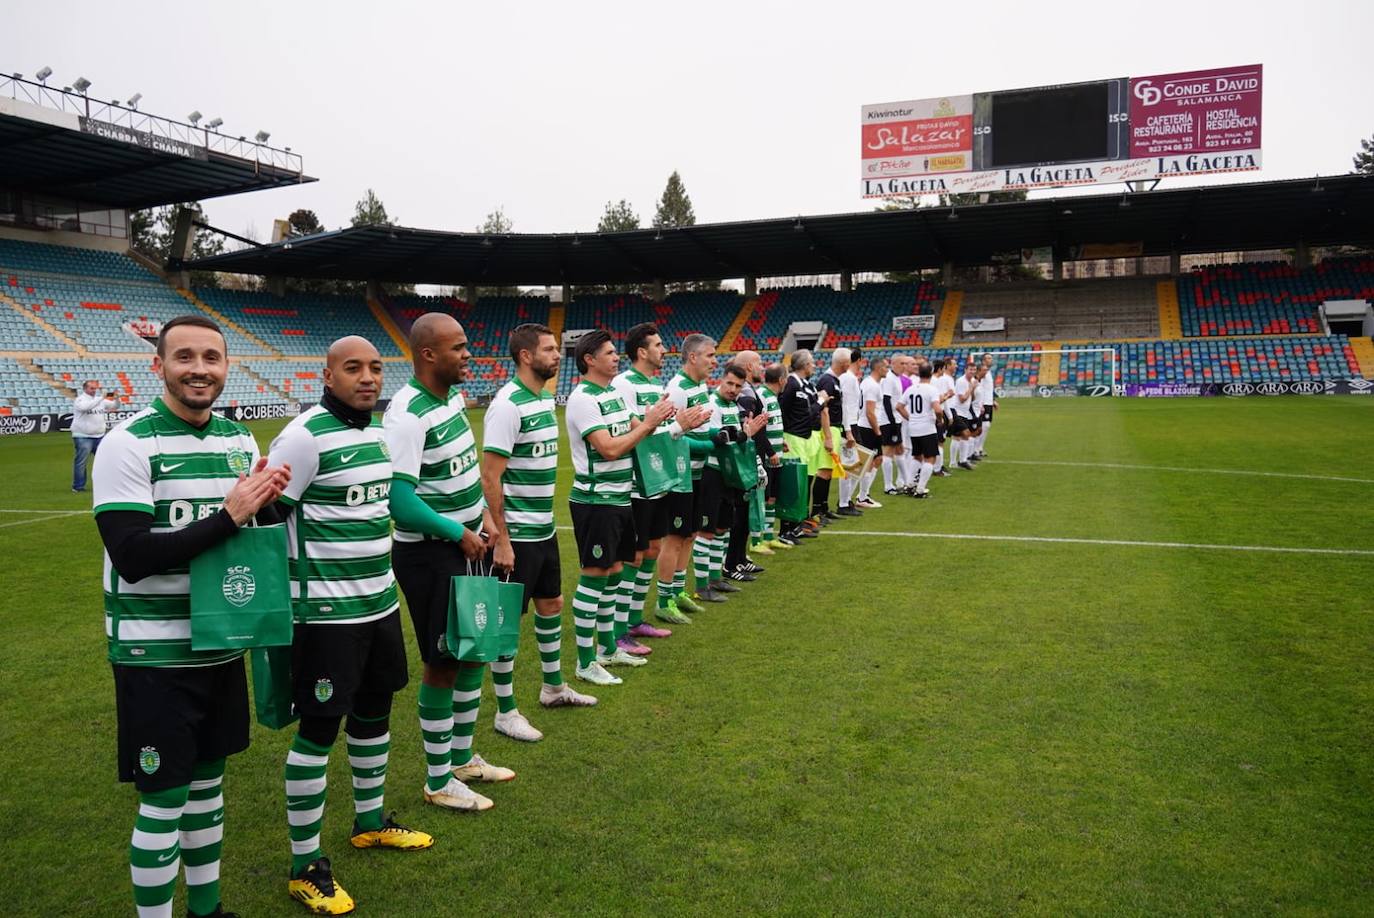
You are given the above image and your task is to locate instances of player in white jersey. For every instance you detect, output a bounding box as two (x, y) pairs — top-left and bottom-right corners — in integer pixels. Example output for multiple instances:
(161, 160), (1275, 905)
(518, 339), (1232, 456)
(951, 362), (978, 470)
(93, 315), (290, 918)
(974, 354), (997, 459)
(878, 355), (908, 494)
(269, 336), (433, 914)
(853, 356), (887, 508)
(904, 362), (945, 497)
(931, 359), (956, 477)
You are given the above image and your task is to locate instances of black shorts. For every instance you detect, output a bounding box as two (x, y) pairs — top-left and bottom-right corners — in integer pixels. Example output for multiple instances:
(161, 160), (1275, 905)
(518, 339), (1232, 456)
(950, 414), (971, 435)
(855, 426), (881, 451)
(880, 424), (903, 447)
(968, 414), (983, 433)
(512, 536), (562, 612)
(665, 490), (695, 538)
(393, 539), (467, 664)
(713, 487), (738, 533)
(910, 433), (940, 458)
(631, 496), (669, 551)
(114, 659), (250, 792)
(570, 502), (637, 570)
(694, 468), (726, 533)
(982, 406), (993, 423)
(292, 613), (409, 717)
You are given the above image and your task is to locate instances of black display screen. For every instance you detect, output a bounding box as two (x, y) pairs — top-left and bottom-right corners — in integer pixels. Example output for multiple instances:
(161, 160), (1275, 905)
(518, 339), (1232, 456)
(989, 83), (1109, 167)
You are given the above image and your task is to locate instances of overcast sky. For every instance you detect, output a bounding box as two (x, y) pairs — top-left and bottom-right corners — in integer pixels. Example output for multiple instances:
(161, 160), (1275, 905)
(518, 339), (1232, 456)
(10, 0), (1372, 241)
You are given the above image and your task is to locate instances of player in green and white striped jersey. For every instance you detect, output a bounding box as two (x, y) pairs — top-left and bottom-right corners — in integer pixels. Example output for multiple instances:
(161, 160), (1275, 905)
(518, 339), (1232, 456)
(610, 323), (712, 640)
(384, 314), (516, 821)
(565, 329), (676, 686)
(268, 337), (432, 915)
(662, 333), (719, 616)
(757, 363), (794, 551)
(93, 315), (290, 918)
(483, 323), (598, 715)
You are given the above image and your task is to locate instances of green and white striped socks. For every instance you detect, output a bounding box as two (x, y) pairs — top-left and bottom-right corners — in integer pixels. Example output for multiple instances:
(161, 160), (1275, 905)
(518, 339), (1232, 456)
(181, 759), (225, 916)
(613, 563), (636, 640)
(490, 657), (517, 713)
(285, 735), (330, 874)
(533, 610), (564, 686)
(346, 716), (389, 833)
(573, 574), (607, 668)
(130, 783), (188, 917)
(450, 664), (484, 768)
(631, 558), (656, 626)
(692, 538), (711, 587)
(417, 683), (453, 793)
(598, 571), (621, 655)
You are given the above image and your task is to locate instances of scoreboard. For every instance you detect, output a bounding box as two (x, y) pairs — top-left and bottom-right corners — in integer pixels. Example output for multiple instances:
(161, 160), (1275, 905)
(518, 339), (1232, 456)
(862, 65), (1261, 198)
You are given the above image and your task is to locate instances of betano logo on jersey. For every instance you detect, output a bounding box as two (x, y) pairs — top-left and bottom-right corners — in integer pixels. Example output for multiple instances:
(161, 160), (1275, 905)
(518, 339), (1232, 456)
(221, 565), (256, 607)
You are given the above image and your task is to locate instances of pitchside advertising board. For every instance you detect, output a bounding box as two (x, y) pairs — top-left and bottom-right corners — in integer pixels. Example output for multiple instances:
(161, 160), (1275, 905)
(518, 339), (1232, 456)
(862, 64), (1261, 197)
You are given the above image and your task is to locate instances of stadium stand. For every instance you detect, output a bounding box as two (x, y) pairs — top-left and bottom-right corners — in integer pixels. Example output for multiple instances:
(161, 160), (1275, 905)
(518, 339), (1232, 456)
(1062, 335), (1361, 386)
(31, 356), (272, 412)
(1177, 257), (1374, 337)
(562, 291), (742, 351)
(385, 293), (551, 359)
(195, 289), (404, 358)
(956, 276), (1160, 343)
(735, 282), (941, 353)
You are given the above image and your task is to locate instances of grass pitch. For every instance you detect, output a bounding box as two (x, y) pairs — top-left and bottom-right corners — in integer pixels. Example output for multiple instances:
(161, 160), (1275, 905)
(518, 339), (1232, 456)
(1, 396), (1371, 916)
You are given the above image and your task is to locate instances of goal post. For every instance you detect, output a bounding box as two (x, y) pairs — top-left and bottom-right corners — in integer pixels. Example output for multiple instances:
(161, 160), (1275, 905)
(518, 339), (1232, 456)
(969, 346), (1120, 396)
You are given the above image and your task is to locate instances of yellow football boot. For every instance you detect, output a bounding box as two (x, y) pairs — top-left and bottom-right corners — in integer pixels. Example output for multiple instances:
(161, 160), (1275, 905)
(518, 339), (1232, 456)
(288, 857), (355, 915)
(349, 813), (434, 851)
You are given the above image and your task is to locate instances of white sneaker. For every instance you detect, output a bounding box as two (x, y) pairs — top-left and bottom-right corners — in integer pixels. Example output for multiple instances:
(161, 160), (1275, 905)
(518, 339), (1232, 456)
(451, 752), (516, 782)
(598, 648), (647, 668)
(574, 661), (623, 685)
(422, 776), (493, 812)
(493, 709), (543, 743)
(857, 497), (882, 509)
(539, 683), (598, 708)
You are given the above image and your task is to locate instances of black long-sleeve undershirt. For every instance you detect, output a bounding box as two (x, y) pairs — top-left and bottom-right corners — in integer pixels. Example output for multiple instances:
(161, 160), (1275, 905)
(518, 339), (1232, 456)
(736, 388), (774, 457)
(96, 503), (291, 584)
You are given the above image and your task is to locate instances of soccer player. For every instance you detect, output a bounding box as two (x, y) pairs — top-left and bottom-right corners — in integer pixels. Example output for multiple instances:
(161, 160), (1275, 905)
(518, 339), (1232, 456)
(565, 329), (675, 684)
(975, 354), (997, 459)
(93, 315), (290, 918)
(777, 349), (826, 539)
(482, 324), (598, 710)
(269, 336), (432, 915)
(693, 361), (768, 590)
(951, 362), (978, 470)
(932, 359), (956, 478)
(384, 314), (518, 822)
(904, 361), (945, 498)
(610, 323), (711, 643)
(879, 354), (908, 494)
(853, 356), (887, 508)
(816, 348), (857, 517)
(837, 347), (866, 515)
(730, 350), (776, 563)
(758, 363), (794, 549)
(663, 333), (718, 613)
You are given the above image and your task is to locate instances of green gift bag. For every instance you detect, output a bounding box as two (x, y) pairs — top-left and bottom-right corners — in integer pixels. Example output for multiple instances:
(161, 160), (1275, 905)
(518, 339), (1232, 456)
(631, 431), (678, 498)
(445, 563), (504, 663)
(748, 482), (766, 534)
(190, 524), (292, 650)
(496, 578), (524, 658)
(719, 440), (759, 490)
(250, 646), (297, 729)
(777, 459), (810, 522)
(669, 434), (693, 492)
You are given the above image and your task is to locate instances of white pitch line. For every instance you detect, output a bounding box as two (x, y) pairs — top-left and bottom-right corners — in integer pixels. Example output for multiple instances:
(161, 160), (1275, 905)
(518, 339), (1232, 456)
(816, 529), (1374, 557)
(0, 511), (86, 529)
(0, 508), (87, 514)
(988, 459), (1374, 486)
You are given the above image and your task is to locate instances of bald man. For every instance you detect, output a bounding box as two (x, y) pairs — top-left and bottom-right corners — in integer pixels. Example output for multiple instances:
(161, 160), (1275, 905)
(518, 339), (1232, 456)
(384, 313), (520, 820)
(268, 335), (433, 915)
(726, 350), (770, 573)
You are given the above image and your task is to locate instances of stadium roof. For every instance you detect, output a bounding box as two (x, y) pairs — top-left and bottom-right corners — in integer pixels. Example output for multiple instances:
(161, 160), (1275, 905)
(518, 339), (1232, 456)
(0, 79), (314, 209)
(187, 174), (1374, 286)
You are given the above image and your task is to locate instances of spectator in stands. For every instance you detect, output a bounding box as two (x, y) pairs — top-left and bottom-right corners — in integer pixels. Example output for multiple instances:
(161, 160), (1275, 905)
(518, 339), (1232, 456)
(71, 379), (117, 492)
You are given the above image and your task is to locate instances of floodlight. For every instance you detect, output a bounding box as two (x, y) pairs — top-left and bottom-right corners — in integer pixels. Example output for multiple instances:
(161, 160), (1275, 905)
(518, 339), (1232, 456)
(73, 77), (91, 93)
(127, 92), (142, 108)
(35, 66), (52, 82)
(254, 130), (270, 143)
(11, 73), (21, 80)
(188, 110), (202, 125)
(206, 118), (223, 129)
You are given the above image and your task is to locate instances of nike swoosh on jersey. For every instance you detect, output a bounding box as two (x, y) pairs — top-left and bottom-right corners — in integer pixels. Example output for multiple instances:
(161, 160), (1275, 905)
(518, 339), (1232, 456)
(160, 462), (186, 472)
(339, 451), (359, 463)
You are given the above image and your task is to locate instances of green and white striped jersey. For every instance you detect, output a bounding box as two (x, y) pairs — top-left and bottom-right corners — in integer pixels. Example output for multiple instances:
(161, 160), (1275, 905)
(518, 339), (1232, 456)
(667, 371), (710, 480)
(92, 397), (261, 668)
(566, 379), (634, 506)
(611, 367), (672, 501)
(268, 406), (399, 625)
(483, 378), (558, 542)
(759, 385), (785, 454)
(383, 379), (484, 543)
(705, 391), (743, 470)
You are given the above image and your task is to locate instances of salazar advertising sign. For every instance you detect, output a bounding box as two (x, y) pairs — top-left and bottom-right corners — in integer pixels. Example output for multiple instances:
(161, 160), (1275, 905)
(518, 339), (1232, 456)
(861, 95), (974, 181)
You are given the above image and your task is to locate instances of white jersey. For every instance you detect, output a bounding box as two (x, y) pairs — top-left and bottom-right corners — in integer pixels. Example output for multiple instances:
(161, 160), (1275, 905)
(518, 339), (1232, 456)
(935, 375), (956, 418)
(905, 382), (940, 436)
(840, 371), (862, 429)
(978, 372), (996, 406)
(970, 376), (985, 414)
(879, 374), (904, 426)
(953, 376), (974, 418)
(856, 376), (882, 430)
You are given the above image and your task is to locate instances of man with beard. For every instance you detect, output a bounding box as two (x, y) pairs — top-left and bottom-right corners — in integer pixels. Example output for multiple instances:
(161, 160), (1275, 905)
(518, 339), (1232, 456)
(610, 323), (712, 638)
(723, 350), (770, 574)
(757, 364), (794, 549)
(93, 315), (291, 918)
(385, 314), (517, 825)
(482, 325), (599, 709)
(664, 334), (718, 611)
(269, 337), (432, 915)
